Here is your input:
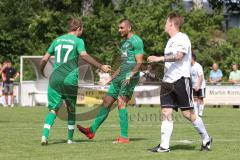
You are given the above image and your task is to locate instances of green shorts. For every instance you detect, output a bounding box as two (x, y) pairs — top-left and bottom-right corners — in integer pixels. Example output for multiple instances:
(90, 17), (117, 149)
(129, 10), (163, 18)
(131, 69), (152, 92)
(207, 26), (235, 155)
(107, 74), (139, 99)
(48, 86), (77, 111)
(48, 68), (78, 111)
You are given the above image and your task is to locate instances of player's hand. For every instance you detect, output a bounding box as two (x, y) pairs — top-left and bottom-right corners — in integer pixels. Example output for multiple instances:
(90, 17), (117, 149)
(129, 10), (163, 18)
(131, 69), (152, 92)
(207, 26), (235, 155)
(124, 72), (134, 85)
(147, 56), (164, 63)
(10, 78), (14, 81)
(101, 65), (112, 73)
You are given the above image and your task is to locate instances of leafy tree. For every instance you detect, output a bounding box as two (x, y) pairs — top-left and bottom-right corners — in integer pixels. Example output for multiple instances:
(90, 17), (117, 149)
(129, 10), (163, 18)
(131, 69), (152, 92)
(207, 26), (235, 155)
(0, 0), (239, 81)
(209, 0), (240, 12)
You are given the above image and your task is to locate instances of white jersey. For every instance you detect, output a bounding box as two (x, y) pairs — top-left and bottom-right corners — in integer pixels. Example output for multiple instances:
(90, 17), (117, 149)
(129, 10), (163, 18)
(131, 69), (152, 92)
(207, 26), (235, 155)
(163, 32), (192, 83)
(191, 62), (206, 88)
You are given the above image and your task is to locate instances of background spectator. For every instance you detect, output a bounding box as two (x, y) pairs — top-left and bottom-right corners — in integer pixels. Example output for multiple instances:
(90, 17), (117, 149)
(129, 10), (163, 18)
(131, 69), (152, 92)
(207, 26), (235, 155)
(209, 62), (223, 85)
(228, 63), (240, 85)
(0, 62), (2, 106)
(1, 61), (7, 106)
(191, 54), (206, 117)
(2, 60), (19, 107)
(228, 62), (240, 108)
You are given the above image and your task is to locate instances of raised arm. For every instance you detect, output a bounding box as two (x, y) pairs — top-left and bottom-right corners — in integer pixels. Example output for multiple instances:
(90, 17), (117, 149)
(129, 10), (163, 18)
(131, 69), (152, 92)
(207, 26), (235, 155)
(148, 52), (185, 63)
(80, 51), (112, 73)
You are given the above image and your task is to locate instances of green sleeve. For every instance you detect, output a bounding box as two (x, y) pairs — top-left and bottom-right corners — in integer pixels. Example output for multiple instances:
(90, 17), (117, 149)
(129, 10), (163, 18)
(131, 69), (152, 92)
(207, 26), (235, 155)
(133, 37), (144, 55)
(77, 38), (86, 55)
(47, 41), (55, 55)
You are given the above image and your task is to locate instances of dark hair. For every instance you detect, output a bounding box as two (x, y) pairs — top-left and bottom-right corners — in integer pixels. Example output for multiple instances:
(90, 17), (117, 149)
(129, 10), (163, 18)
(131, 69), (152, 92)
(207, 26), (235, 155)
(67, 18), (83, 32)
(119, 19), (132, 29)
(192, 53), (196, 61)
(167, 12), (184, 29)
(5, 59), (11, 63)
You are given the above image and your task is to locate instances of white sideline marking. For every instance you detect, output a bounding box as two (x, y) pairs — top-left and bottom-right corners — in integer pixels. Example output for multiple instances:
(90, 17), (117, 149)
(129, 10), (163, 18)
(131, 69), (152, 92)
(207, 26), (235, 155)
(175, 140), (193, 144)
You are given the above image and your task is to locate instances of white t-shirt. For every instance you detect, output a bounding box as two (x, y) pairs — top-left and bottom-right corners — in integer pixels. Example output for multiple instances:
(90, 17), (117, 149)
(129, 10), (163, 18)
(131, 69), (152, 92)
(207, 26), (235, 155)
(191, 62), (206, 89)
(163, 32), (192, 83)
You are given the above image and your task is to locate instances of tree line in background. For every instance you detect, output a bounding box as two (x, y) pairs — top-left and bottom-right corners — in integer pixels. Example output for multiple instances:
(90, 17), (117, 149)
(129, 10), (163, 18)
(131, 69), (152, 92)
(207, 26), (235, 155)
(0, 0), (240, 80)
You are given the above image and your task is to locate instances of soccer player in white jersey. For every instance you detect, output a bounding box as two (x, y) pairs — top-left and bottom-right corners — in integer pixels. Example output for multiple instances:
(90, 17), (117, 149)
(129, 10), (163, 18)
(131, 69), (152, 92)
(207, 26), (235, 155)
(147, 13), (212, 152)
(191, 53), (206, 117)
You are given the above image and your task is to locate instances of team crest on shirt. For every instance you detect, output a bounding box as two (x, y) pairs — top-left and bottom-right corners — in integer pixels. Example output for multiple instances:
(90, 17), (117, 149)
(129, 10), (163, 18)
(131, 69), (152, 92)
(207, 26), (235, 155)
(120, 41), (133, 57)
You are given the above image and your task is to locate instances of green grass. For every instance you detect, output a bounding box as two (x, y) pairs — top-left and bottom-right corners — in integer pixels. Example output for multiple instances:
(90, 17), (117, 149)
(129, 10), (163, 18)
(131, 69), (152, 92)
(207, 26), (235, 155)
(0, 106), (239, 160)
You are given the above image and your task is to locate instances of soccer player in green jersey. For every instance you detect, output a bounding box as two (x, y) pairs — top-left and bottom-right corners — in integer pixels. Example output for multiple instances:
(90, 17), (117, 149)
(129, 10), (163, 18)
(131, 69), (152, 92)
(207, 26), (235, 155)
(40, 18), (111, 145)
(77, 19), (144, 144)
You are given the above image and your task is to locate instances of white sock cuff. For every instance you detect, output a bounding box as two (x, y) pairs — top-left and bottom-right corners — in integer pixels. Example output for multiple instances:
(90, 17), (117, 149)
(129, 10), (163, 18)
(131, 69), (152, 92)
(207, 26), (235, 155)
(162, 120), (173, 125)
(44, 124), (51, 129)
(68, 125), (75, 130)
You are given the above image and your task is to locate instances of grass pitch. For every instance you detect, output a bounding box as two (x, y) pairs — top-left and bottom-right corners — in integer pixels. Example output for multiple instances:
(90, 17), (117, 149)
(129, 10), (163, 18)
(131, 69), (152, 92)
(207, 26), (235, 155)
(0, 106), (239, 160)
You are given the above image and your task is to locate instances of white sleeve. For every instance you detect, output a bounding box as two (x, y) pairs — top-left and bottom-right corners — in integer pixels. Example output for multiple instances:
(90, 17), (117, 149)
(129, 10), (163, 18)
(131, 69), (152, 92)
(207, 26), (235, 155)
(175, 36), (188, 54)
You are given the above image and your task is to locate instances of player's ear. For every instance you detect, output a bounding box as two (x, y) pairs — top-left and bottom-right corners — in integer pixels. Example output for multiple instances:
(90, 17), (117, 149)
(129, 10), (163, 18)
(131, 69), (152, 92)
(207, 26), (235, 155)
(128, 26), (132, 32)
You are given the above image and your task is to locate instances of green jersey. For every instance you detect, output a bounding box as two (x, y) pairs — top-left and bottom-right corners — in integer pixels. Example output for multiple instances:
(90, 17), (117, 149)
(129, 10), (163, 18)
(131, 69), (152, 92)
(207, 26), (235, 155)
(119, 34), (144, 76)
(47, 34), (86, 70)
(48, 34), (85, 87)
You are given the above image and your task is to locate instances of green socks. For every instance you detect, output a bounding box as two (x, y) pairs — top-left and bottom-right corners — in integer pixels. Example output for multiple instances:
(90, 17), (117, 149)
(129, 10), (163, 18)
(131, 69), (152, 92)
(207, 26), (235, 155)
(89, 106), (128, 138)
(119, 108), (128, 138)
(67, 110), (75, 140)
(42, 108), (76, 141)
(90, 106), (109, 133)
(42, 112), (56, 139)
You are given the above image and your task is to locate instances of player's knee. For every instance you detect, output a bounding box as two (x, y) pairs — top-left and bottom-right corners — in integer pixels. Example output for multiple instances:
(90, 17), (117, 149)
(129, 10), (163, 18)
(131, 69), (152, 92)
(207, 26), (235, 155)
(182, 110), (196, 122)
(161, 110), (172, 121)
(102, 101), (111, 108)
(199, 98), (204, 104)
(118, 104), (126, 109)
(117, 97), (128, 109)
(117, 100), (126, 109)
(102, 97), (114, 108)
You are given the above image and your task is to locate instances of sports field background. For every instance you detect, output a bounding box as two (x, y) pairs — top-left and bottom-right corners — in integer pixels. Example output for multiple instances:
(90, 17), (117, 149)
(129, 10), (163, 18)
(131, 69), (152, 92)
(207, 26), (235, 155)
(0, 106), (239, 160)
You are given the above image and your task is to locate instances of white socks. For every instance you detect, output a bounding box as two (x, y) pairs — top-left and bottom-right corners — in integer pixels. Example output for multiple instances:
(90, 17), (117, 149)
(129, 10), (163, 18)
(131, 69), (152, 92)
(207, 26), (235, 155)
(160, 115), (210, 149)
(199, 104), (204, 116)
(160, 120), (173, 149)
(194, 102), (204, 116)
(192, 116), (210, 145)
(193, 102), (199, 115)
